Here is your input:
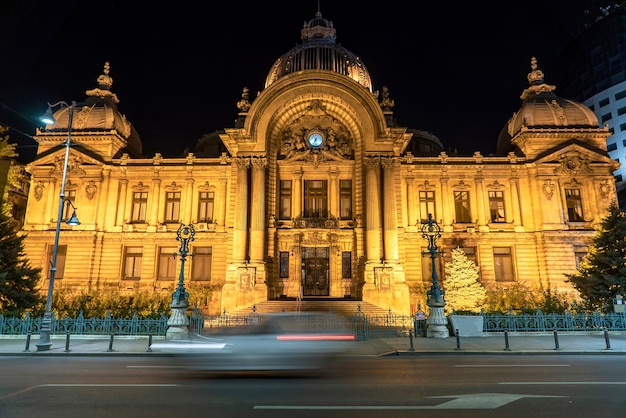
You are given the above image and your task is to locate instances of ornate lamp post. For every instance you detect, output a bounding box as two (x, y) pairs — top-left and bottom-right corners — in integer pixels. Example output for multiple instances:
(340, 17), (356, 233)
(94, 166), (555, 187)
(36, 101), (81, 351)
(421, 213), (449, 338)
(166, 223), (195, 339)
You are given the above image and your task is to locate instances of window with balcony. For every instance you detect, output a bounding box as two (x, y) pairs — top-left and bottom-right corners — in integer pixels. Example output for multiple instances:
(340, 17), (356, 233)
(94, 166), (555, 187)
(131, 192), (148, 223)
(419, 190), (436, 222)
(164, 192), (181, 223)
(339, 180), (352, 220)
(565, 189), (584, 221)
(488, 190), (506, 223)
(454, 191), (471, 223)
(279, 180), (292, 220)
(304, 180), (327, 218)
(197, 191), (214, 223)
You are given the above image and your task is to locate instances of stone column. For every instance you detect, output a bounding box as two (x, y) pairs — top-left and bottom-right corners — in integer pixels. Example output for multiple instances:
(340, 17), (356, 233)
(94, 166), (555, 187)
(329, 169), (338, 218)
(117, 178), (128, 225)
(406, 176), (416, 227)
(184, 175), (194, 223)
(439, 173), (451, 227)
(233, 158), (250, 262)
(249, 157), (267, 263)
(365, 157), (381, 263)
(382, 157), (398, 262)
(475, 177), (486, 225)
(150, 178), (161, 225)
(293, 170), (302, 218)
(510, 177), (522, 227)
(216, 176), (228, 232)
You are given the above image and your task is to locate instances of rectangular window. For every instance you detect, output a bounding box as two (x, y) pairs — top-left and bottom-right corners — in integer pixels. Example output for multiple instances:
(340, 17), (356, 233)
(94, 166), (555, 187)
(62, 190), (77, 222)
(608, 142), (618, 152)
(47, 244), (67, 279)
(157, 246), (177, 280)
(131, 192), (148, 223)
(342, 252), (352, 278)
(602, 112), (613, 123)
(574, 245), (588, 270)
(191, 246), (212, 280)
(279, 251), (289, 278)
(565, 188), (584, 221)
(616, 90), (626, 100)
(454, 191), (471, 223)
(493, 247), (514, 282)
(164, 192), (181, 223)
(618, 106), (626, 116)
(279, 180), (292, 220)
(304, 180), (327, 218)
(461, 246), (477, 263)
(599, 97), (610, 107)
(419, 191), (436, 222)
(123, 246), (143, 279)
(197, 191), (214, 223)
(339, 180), (352, 219)
(488, 190), (506, 223)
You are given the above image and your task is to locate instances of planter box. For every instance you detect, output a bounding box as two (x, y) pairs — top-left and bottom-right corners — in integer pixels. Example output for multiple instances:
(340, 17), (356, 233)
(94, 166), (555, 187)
(448, 315), (484, 337)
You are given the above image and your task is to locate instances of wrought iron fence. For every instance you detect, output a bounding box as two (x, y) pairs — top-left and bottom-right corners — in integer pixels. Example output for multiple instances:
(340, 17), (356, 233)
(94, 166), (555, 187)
(483, 309), (626, 332)
(2, 308), (625, 338)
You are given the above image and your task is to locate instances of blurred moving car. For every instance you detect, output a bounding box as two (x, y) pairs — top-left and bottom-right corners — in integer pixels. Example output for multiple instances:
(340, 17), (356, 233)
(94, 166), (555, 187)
(150, 312), (356, 373)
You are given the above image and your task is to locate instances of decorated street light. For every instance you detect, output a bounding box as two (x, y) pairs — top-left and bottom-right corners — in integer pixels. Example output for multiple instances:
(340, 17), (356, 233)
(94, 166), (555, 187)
(166, 223), (195, 339)
(36, 101), (81, 351)
(421, 213), (449, 338)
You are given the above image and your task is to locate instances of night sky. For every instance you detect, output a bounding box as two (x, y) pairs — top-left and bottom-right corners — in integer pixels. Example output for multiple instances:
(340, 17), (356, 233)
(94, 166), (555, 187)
(0, 1), (604, 163)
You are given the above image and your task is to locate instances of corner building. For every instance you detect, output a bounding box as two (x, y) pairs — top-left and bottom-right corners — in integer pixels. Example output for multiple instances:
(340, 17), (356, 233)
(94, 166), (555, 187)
(22, 12), (618, 315)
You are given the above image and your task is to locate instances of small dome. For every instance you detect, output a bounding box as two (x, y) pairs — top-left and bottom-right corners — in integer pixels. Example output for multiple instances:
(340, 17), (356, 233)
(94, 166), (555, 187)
(264, 11), (372, 91)
(497, 57), (599, 155)
(42, 62), (142, 157)
(403, 129), (444, 156)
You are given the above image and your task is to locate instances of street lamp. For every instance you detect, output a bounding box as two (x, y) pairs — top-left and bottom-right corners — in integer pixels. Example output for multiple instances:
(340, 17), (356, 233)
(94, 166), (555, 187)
(36, 100), (80, 351)
(166, 223), (195, 339)
(421, 213), (449, 338)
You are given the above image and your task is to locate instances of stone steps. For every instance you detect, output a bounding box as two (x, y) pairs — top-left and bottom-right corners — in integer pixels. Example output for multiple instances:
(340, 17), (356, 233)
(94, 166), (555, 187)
(228, 300), (394, 318)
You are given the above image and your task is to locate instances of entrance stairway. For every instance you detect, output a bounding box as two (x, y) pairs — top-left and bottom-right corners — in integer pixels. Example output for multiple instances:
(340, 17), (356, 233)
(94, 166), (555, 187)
(228, 299), (394, 319)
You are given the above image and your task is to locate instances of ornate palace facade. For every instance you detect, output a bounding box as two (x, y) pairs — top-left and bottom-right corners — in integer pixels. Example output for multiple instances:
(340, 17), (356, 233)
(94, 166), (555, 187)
(21, 12), (617, 315)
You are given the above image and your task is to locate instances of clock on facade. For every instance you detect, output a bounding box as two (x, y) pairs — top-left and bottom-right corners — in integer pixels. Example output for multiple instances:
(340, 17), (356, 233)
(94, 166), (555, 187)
(307, 132), (324, 147)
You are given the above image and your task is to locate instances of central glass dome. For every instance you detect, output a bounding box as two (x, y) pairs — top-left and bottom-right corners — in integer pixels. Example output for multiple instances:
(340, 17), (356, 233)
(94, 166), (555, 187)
(264, 12), (373, 92)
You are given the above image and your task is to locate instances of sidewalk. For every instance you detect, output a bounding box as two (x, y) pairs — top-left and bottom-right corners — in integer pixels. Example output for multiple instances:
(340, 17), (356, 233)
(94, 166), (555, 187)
(1, 331), (626, 356)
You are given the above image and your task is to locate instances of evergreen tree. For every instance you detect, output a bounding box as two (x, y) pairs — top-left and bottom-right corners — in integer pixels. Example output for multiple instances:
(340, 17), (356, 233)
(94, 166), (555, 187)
(444, 247), (486, 313)
(0, 209), (42, 313)
(566, 201), (626, 311)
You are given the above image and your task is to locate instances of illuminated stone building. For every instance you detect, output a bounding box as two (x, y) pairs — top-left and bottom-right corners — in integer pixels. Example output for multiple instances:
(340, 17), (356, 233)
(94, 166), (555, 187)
(21, 12), (618, 315)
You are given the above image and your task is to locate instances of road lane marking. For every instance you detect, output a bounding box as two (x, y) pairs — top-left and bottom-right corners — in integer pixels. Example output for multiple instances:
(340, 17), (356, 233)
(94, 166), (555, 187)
(254, 393), (567, 410)
(41, 384), (178, 387)
(455, 364), (570, 367)
(500, 381), (626, 385)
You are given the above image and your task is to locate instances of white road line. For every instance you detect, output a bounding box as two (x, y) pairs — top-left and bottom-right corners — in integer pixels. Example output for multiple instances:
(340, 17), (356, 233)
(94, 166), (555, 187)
(41, 384), (178, 387)
(500, 381), (626, 385)
(455, 364), (570, 367)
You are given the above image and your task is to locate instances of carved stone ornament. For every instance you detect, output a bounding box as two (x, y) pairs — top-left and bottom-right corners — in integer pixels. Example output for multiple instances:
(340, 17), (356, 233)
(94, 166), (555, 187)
(599, 179), (611, 199)
(85, 181), (97, 200)
(279, 100), (353, 166)
(34, 181), (44, 201)
(542, 180), (555, 200)
(556, 153), (591, 175)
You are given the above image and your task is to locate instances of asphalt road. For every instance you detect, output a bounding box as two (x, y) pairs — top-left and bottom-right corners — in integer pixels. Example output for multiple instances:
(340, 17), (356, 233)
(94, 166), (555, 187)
(1, 355), (625, 418)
